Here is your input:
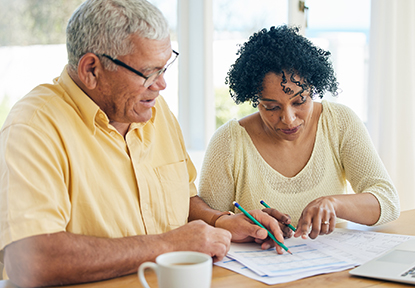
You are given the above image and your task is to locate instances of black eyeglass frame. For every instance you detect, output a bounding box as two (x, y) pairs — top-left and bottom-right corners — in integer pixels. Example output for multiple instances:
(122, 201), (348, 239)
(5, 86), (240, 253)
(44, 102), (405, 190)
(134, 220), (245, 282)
(100, 50), (179, 87)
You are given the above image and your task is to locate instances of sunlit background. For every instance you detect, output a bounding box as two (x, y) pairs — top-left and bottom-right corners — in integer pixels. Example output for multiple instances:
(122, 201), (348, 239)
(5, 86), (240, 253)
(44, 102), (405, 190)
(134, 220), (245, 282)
(0, 0), (370, 127)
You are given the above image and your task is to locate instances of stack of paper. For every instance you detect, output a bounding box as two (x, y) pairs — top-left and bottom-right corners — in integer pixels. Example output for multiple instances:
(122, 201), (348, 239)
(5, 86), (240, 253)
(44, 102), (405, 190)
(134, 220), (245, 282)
(215, 229), (415, 285)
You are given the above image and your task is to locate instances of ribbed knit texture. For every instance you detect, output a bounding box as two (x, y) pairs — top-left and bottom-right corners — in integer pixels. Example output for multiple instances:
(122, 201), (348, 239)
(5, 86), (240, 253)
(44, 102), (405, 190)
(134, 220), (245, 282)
(198, 100), (399, 226)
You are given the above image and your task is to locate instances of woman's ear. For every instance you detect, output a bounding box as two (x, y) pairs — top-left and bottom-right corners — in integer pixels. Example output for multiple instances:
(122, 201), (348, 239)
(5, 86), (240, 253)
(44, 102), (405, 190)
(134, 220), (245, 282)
(77, 53), (102, 90)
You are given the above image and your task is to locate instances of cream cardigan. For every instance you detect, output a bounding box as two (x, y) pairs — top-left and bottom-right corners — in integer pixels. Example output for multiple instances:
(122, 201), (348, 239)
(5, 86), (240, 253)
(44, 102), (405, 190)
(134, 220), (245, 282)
(198, 100), (399, 226)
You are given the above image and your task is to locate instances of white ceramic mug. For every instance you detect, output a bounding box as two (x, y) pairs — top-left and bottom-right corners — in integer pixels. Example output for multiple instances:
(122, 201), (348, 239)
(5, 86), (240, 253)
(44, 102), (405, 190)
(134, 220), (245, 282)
(138, 251), (212, 288)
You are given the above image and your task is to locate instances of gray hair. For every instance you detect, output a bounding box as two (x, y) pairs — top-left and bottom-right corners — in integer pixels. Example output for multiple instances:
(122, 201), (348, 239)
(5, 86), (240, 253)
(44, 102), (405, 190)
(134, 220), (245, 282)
(66, 0), (170, 71)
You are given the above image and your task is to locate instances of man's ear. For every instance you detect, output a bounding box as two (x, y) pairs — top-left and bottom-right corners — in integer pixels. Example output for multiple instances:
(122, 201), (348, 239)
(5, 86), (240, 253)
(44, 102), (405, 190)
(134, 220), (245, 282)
(77, 53), (102, 90)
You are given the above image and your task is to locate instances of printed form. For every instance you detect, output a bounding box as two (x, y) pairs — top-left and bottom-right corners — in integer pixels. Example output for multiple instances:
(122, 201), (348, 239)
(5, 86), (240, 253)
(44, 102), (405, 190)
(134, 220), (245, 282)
(215, 229), (415, 285)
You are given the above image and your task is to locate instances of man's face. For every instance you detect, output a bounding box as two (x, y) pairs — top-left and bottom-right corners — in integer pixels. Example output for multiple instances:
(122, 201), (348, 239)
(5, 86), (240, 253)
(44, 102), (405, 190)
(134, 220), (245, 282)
(96, 36), (172, 125)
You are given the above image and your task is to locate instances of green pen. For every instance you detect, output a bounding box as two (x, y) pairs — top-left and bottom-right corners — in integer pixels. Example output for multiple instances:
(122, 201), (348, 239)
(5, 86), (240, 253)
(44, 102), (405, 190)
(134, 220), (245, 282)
(233, 201), (292, 254)
(260, 200), (297, 232)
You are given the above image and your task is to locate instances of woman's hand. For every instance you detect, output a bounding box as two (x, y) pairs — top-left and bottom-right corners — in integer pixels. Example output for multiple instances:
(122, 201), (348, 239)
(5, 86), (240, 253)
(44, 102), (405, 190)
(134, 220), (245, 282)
(294, 196), (337, 239)
(215, 209), (288, 254)
(262, 208), (294, 239)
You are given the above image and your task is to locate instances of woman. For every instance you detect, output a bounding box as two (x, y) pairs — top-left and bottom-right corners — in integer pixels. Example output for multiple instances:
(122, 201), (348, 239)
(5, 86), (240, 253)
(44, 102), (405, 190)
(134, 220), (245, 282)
(198, 25), (400, 239)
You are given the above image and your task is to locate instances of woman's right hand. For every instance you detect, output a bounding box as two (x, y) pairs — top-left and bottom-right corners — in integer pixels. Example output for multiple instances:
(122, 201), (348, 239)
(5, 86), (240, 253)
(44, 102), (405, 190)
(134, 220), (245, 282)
(262, 208), (294, 239)
(215, 209), (287, 254)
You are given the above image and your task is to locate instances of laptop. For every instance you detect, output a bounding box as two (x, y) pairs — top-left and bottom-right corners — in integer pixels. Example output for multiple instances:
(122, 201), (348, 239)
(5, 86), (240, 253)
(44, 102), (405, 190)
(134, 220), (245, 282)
(350, 238), (415, 285)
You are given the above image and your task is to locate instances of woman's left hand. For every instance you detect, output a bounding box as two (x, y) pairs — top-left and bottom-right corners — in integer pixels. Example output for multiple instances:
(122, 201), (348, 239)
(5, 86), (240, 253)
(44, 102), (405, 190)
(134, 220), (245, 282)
(294, 196), (337, 239)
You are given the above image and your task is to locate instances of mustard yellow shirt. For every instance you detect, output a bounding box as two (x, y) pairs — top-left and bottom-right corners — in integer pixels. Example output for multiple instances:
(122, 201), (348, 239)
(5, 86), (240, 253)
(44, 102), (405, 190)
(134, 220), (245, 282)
(0, 68), (197, 253)
(198, 100), (400, 226)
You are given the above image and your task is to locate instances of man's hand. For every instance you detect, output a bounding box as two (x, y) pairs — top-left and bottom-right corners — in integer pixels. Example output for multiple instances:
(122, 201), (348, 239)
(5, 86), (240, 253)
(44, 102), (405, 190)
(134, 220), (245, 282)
(162, 220), (232, 262)
(3, 221), (231, 288)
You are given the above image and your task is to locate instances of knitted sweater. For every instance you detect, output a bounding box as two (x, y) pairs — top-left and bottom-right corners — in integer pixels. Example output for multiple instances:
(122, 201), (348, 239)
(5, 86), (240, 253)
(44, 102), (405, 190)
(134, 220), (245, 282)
(198, 100), (399, 226)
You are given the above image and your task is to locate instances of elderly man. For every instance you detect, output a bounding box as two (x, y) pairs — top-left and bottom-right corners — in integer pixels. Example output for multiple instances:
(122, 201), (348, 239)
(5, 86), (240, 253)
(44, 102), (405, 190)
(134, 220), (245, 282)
(0, 0), (289, 287)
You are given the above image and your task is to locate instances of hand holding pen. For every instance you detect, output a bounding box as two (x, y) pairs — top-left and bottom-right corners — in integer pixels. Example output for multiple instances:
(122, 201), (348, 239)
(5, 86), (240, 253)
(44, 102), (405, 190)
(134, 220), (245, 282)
(233, 201), (292, 254)
(259, 200), (296, 232)
(214, 206), (289, 253)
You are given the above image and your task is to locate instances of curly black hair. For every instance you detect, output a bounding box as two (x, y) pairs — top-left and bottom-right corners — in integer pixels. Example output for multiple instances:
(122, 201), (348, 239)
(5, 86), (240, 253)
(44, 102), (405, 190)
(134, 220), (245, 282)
(225, 25), (339, 107)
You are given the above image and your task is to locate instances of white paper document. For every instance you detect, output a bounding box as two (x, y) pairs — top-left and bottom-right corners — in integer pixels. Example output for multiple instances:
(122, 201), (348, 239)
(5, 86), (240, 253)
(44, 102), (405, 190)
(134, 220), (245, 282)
(215, 229), (415, 285)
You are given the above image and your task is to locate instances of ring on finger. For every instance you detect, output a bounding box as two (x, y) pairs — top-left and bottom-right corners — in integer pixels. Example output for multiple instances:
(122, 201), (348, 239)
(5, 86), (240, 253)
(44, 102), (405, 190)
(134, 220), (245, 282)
(322, 221), (329, 225)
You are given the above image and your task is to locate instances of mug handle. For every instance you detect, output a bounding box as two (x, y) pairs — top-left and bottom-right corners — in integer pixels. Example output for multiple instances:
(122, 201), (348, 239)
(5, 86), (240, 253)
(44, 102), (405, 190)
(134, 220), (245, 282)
(138, 262), (158, 288)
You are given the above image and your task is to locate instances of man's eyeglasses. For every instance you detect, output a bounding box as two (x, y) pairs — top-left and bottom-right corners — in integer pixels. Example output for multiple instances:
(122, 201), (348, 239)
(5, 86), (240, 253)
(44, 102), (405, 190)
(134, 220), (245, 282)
(101, 50), (179, 88)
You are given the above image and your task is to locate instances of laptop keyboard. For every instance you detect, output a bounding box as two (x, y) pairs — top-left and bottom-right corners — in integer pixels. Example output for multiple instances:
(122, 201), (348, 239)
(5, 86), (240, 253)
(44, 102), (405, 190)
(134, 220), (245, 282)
(401, 266), (415, 277)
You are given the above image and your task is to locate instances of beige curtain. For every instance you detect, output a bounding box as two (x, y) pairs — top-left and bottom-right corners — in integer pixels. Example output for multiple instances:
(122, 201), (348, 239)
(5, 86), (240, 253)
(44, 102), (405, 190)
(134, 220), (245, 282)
(367, 0), (415, 211)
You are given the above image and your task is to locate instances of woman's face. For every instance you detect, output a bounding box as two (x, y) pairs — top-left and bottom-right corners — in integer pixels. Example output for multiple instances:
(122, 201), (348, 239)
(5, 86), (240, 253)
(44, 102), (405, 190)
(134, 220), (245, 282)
(258, 72), (315, 141)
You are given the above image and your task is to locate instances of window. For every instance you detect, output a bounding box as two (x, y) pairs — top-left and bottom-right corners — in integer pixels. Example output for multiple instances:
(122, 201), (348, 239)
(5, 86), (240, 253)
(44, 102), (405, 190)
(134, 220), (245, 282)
(148, 0), (179, 115)
(213, 0), (288, 128)
(306, 0), (371, 122)
(0, 0), (84, 126)
(0, 0), (179, 126)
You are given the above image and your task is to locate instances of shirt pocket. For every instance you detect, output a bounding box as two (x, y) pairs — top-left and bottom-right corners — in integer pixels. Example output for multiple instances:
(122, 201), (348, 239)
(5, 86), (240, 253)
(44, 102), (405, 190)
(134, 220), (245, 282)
(155, 161), (190, 229)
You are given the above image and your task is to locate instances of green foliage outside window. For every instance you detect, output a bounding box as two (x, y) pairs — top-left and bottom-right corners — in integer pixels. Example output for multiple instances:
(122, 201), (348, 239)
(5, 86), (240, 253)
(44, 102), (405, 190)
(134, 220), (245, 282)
(0, 0), (84, 128)
(215, 86), (257, 129)
(0, 0), (83, 46)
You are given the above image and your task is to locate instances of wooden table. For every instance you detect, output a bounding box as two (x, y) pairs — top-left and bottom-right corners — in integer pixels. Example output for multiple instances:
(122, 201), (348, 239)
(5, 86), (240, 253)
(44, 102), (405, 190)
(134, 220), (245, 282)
(1, 209), (415, 288)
